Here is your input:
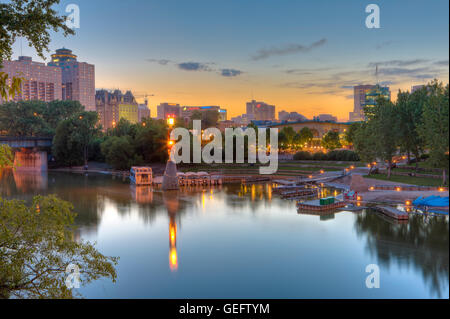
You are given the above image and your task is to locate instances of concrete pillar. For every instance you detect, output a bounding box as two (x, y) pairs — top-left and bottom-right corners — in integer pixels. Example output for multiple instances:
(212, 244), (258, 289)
(162, 160), (179, 190)
(14, 148), (48, 171)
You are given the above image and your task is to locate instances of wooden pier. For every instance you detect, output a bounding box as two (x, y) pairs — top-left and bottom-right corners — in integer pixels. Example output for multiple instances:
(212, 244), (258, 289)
(374, 206), (409, 221)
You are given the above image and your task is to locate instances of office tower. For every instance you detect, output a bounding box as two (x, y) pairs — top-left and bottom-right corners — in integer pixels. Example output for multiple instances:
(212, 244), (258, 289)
(157, 103), (181, 120)
(349, 84), (390, 121)
(0, 56), (62, 103)
(246, 100), (276, 121)
(364, 84), (391, 108)
(48, 48), (95, 111)
(349, 85), (374, 122)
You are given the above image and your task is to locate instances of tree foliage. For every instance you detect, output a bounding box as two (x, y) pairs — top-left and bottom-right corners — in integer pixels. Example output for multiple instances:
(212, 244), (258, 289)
(0, 100), (84, 137)
(100, 118), (169, 170)
(52, 111), (100, 166)
(0, 195), (118, 299)
(0, 0), (74, 99)
(352, 80), (448, 182)
(321, 130), (342, 151)
(0, 144), (14, 168)
(418, 81), (449, 169)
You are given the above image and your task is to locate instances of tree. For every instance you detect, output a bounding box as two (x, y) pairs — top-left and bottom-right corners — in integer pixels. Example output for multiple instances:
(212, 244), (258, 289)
(0, 100), (50, 136)
(397, 88), (426, 167)
(342, 122), (361, 148)
(419, 80), (449, 184)
(108, 118), (138, 138)
(134, 119), (168, 163)
(52, 112), (101, 166)
(0, 144), (14, 168)
(353, 123), (377, 174)
(364, 98), (400, 178)
(0, 0), (74, 99)
(0, 195), (117, 298)
(321, 131), (342, 151)
(280, 127), (296, 149)
(298, 127), (314, 145)
(0, 100), (83, 137)
(43, 100), (84, 132)
(101, 136), (142, 170)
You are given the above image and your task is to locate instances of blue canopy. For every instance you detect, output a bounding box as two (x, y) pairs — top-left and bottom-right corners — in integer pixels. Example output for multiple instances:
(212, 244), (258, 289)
(413, 196), (449, 207)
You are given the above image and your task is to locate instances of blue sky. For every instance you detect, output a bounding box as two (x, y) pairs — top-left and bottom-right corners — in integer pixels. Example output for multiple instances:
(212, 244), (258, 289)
(12, 0), (449, 120)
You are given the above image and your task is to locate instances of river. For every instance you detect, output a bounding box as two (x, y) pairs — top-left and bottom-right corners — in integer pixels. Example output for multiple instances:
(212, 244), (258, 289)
(0, 170), (448, 298)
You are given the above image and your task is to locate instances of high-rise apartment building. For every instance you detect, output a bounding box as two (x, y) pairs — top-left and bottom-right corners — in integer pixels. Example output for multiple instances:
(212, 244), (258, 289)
(349, 84), (390, 122)
(246, 100), (275, 121)
(157, 103), (181, 120)
(48, 48), (95, 111)
(0, 56), (62, 103)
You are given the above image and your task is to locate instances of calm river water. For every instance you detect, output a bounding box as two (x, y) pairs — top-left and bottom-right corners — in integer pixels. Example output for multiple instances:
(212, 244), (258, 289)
(1, 170), (448, 298)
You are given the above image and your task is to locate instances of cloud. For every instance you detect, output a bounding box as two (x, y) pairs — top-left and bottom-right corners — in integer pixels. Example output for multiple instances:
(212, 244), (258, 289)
(376, 41), (395, 50)
(284, 67), (333, 75)
(251, 38), (327, 61)
(177, 62), (212, 72)
(220, 69), (243, 77)
(377, 67), (431, 76)
(146, 58), (172, 65)
(368, 59), (428, 67)
(434, 60), (449, 66)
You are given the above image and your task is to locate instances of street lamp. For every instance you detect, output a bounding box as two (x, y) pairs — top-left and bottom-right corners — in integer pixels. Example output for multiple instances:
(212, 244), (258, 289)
(162, 116), (179, 190)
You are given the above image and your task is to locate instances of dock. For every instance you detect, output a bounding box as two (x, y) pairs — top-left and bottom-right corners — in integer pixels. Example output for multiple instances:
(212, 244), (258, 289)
(374, 206), (409, 221)
(281, 188), (318, 199)
(297, 199), (347, 212)
(273, 185), (306, 194)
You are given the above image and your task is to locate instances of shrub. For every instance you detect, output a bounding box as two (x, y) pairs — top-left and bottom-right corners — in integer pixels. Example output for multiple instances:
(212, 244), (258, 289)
(312, 152), (327, 160)
(327, 150), (360, 161)
(293, 151), (312, 160)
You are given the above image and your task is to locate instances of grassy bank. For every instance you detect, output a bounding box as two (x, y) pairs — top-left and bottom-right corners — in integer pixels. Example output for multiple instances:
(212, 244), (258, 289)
(364, 173), (447, 187)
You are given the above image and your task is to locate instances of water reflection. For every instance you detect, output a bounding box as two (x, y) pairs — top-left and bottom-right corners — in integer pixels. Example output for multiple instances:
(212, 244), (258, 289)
(1, 171), (448, 298)
(163, 191), (180, 271)
(354, 210), (449, 298)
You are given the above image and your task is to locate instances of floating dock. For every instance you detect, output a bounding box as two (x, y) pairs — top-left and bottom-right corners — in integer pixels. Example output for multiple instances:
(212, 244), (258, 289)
(297, 199), (347, 212)
(374, 206), (409, 221)
(281, 188), (318, 199)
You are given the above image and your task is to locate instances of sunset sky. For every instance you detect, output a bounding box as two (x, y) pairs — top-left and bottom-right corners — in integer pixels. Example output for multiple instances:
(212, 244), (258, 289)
(12, 0), (449, 121)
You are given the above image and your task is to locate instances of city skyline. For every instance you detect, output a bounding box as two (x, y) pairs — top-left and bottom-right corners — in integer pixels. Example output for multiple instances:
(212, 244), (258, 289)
(8, 0), (449, 120)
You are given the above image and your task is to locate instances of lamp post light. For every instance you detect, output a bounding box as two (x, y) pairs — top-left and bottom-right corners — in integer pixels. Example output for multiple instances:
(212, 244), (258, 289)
(162, 116), (179, 190)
